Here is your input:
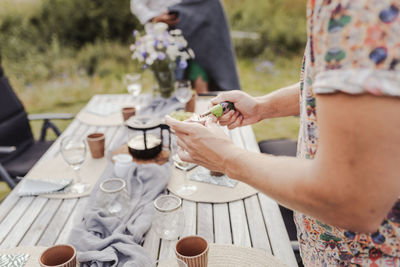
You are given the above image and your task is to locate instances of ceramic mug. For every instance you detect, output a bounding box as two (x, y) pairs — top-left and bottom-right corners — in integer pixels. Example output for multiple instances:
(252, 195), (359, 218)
(87, 133), (105, 159)
(112, 154), (133, 178)
(39, 244), (76, 267)
(175, 236), (209, 267)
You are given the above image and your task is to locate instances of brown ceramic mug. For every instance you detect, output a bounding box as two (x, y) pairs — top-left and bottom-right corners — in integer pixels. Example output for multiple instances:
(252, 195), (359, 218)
(122, 107), (136, 121)
(39, 244), (76, 267)
(175, 235), (209, 267)
(87, 133), (105, 159)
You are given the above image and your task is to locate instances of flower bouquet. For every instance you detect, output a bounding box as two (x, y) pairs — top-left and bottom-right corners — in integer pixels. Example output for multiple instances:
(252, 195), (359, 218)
(130, 23), (194, 98)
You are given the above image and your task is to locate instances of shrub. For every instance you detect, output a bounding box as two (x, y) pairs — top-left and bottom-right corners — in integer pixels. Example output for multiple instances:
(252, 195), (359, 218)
(224, 0), (307, 58)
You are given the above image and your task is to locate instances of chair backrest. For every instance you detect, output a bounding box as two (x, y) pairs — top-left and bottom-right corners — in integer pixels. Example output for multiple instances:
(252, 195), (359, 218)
(0, 65), (34, 162)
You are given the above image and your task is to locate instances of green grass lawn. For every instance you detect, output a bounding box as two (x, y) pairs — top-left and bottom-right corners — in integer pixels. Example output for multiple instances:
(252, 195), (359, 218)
(11, 54), (302, 142)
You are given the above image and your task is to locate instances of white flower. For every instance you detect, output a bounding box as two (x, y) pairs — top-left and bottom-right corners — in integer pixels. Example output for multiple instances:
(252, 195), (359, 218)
(145, 57), (154, 65)
(153, 22), (168, 34)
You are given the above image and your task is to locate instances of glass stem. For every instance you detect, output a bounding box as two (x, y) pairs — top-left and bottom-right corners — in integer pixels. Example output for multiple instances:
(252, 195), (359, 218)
(74, 168), (83, 183)
(183, 170), (189, 186)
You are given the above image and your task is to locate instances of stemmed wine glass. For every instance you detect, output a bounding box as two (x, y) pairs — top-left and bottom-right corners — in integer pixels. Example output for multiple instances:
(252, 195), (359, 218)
(171, 133), (197, 196)
(60, 136), (89, 194)
(124, 73), (142, 97)
(175, 80), (193, 105)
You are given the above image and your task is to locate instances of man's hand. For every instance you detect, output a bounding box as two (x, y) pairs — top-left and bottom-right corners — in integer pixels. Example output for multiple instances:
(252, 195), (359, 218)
(211, 91), (261, 129)
(165, 116), (240, 172)
(151, 12), (179, 26)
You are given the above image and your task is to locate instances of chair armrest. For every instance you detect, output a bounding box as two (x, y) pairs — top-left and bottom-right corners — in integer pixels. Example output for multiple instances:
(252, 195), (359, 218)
(28, 113), (74, 121)
(0, 146), (16, 153)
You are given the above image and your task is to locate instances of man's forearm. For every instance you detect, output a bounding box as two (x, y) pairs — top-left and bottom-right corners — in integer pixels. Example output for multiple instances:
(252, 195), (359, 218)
(256, 83), (300, 119)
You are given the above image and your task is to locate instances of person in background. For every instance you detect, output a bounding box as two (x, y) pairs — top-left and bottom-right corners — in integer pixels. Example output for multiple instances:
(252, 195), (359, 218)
(166, 1), (400, 265)
(130, 0), (241, 93)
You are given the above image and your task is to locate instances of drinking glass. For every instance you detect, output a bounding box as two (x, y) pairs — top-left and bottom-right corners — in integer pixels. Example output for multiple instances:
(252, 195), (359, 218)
(98, 178), (131, 218)
(124, 73), (142, 97)
(60, 136), (89, 194)
(171, 134), (197, 196)
(153, 195), (184, 240)
(175, 80), (193, 105)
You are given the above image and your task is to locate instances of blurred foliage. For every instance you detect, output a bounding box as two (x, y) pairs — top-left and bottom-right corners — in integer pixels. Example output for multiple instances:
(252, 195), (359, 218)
(224, 0), (307, 58)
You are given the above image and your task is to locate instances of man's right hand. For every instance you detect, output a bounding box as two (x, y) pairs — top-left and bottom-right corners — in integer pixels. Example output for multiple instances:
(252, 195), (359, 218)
(151, 12), (179, 26)
(211, 91), (261, 129)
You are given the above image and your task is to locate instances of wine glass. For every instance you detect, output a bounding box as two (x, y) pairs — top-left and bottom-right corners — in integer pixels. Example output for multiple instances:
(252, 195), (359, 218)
(171, 134), (197, 196)
(175, 80), (193, 105)
(60, 136), (89, 194)
(124, 73), (142, 97)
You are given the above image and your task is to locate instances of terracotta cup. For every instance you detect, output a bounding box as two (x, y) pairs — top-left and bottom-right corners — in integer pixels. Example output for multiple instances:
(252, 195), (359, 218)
(185, 92), (197, 113)
(122, 107), (136, 121)
(87, 133), (105, 158)
(39, 244), (76, 267)
(175, 235), (209, 267)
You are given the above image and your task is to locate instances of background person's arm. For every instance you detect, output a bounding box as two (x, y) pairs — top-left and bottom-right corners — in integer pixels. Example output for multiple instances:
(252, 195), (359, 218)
(130, 0), (165, 24)
(166, 93), (400, 233)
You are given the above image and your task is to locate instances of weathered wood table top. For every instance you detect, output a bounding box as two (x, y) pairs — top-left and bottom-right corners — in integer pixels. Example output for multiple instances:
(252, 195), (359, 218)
(0, 94), (297, 266)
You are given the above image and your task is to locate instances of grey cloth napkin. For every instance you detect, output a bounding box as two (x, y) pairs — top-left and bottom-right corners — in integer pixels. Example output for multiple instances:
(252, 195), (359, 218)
(68, 161), (171, 267)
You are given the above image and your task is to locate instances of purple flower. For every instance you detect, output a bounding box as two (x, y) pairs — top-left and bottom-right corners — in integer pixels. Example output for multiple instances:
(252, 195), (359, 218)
(141, 52), (147, 58)
(142, 64), (148, 70)
(158, 52), (166, 60)
(133, 30), (139, 37)
(154, 40), (159, 47)
(179, 60), (188, 69)
(163, 41), (169, 47)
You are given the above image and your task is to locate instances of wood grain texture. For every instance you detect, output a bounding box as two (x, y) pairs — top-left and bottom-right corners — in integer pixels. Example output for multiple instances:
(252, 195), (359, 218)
(213, 203), (232, 244)
(229, 200), (251, 247)
(197, 203), (213, 243)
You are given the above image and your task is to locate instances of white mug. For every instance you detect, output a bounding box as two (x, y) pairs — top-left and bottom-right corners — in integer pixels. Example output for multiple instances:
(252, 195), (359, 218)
(112, 154), (133, 179)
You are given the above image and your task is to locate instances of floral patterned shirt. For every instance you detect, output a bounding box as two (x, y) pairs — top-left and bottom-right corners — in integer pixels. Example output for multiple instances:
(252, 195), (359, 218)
(295, 0), (400, 266)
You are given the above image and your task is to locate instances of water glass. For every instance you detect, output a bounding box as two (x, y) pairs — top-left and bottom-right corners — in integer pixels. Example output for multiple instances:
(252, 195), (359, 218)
(153, 195), (184, 240)
(124, 73), (142, 96)
(98, 178), (131, 218)
(60, 135), (89, 194)
(175, 80), (193, 104)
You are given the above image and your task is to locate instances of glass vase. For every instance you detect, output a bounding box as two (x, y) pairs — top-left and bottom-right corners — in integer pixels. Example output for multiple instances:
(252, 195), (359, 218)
(152, 64), (176, 98)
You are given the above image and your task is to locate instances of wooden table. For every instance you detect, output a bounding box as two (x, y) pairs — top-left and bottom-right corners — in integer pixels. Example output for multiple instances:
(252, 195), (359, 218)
(0, 94), (297, 266)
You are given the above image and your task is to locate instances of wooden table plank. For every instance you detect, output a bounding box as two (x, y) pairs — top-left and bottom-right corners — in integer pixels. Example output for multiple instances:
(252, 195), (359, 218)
(197, 203), (213, 243)
(0, 196), (35, 245)
(19, 199), (62, 246)
(143, 225), (161, 262)
(37, 198), (78, 246)
(181, 200), (196, 237)
(0, 197), (48, 249)
(244, 195), (272, 252)
(228, 200), (251, 247)
(213, 203), (232, 244)
(56, 197), (88, 244)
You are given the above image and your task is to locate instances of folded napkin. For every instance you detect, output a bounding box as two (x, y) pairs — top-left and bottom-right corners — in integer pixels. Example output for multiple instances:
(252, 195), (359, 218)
(0, 254), (29, 267)
(68, 161), (171, 267)
(190, 166), (238, 188)
(18, 178), (72, 196)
